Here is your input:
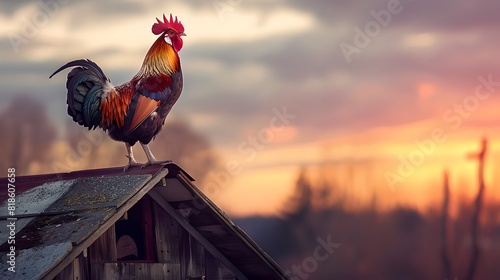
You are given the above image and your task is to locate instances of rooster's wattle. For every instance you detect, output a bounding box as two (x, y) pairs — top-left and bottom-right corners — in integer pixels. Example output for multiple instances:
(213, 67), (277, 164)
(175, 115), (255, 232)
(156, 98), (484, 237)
(50, 14), (186, 170)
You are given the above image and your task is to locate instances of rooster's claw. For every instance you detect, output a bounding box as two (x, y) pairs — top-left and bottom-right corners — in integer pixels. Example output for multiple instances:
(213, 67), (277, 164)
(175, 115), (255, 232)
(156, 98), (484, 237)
(123, 162), (142, 172)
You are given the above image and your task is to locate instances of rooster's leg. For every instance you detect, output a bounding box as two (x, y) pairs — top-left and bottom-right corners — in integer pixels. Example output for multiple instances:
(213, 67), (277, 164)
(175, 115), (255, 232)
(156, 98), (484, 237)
(123, 143), (142, 171)
(140, 143), (172, 167)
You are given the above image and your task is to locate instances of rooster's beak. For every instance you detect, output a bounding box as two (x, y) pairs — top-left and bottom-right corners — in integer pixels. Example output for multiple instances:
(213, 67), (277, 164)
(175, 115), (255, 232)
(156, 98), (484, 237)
(179, 32), (186, 37)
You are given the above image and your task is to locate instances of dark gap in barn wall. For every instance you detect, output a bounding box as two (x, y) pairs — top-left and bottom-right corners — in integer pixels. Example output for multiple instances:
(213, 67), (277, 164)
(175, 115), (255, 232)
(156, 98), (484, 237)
(115, 202), (147, 261)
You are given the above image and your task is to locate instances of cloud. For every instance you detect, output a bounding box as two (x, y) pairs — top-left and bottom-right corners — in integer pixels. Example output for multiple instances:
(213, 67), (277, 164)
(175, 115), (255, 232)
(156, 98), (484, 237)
(1, 0), (500, 163)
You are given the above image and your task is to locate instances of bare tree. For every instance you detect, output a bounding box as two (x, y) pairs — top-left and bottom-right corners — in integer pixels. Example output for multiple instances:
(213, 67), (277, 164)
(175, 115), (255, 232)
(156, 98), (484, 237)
(0, 96), (57, 175)
(465, 138), (487, 280)
(150, 119), (221, 183)
(283, 167), (313, 218)
(59, 121), (117, 171)
(441, 170), (451, 280)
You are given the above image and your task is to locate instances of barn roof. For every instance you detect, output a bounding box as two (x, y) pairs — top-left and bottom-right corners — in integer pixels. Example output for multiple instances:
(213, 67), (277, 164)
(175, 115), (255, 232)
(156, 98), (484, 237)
(0, 163), (290, 280)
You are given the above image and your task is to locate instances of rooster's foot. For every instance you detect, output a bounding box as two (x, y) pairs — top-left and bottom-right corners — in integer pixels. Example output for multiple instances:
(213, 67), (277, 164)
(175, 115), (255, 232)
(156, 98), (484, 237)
(123, 162), (142, 172)
(123, 157), (143, 172)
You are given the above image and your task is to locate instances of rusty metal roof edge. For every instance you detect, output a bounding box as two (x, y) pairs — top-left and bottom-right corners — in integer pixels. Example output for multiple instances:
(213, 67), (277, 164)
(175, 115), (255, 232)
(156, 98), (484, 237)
(174, 172), (292, 279)
(40, 167), (170, 280)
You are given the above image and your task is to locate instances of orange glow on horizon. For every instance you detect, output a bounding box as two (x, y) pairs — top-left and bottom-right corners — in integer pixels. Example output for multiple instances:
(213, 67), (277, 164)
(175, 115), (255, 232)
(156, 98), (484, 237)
(210, 130), (500, 217)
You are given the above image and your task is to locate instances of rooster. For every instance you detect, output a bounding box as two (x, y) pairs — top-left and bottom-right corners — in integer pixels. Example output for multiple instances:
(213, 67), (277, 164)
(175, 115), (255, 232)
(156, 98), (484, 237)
(50, 14), (186, 170)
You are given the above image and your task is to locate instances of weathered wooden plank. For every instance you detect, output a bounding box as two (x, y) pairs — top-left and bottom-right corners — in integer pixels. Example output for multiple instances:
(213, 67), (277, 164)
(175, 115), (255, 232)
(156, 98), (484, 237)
(181, 232), (205, 279)
(104, 263), (181, 280)
(104, 263), (131, 280)
(149, 263), (181, 280)
(148, 189), (247, 280)
(205, 250), (236, 280)
(73, 252), (90, 280)
(141, 197), (156, 261)
(155, 179), (195, 202)
(189, 212), (220, 227)
(54, 250), (90, 280)
(54, 261), (73, 280)
(196, 224), (231, 238)
(89, 225), (117, 279)
(152, 200), (182, 263)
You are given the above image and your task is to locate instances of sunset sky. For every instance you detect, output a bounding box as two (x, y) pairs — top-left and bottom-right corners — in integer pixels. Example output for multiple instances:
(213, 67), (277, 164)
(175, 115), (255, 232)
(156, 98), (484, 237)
(1, 0), (500, 217)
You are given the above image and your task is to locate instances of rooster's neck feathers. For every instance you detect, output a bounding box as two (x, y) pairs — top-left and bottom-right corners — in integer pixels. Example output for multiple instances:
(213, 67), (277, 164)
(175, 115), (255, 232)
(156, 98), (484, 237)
(135, 35), (180, 78)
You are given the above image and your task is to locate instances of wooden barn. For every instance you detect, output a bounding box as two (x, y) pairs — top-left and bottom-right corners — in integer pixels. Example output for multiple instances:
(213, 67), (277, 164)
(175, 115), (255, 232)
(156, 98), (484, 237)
(0, 163), (290, 279)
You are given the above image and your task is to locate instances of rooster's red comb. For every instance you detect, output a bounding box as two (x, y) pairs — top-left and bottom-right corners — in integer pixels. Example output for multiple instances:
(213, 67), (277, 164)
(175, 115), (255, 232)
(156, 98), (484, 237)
(152, 14), (184, 35)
